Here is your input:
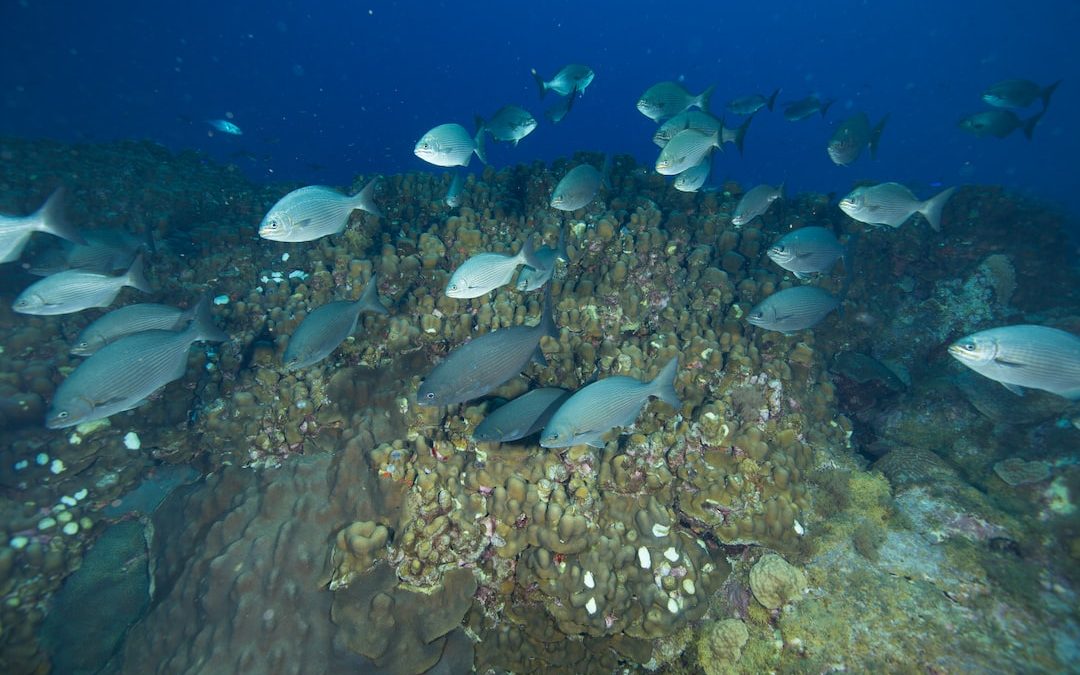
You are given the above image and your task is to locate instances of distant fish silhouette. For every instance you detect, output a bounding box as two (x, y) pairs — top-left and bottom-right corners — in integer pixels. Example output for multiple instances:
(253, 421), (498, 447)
(207, 119), (243, 135)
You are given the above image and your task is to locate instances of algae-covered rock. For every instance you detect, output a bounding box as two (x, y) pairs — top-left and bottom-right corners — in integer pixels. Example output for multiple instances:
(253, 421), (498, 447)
(749, 553), (806, 609)
(696, 618), (749, 674)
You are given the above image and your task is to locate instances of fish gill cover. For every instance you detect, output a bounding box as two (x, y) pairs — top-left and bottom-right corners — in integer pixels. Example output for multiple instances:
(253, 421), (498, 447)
(0, 1), (1079, 674)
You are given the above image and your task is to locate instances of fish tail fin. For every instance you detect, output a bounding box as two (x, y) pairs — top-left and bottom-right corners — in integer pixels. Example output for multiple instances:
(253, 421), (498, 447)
(869, 113), (890, 159)
(124, 253), (153, 294)
(698, 84), (716, 113)
(517, 235), (544, 271)
(473, 126), (488, 165)
(650, 356), (682, 409)
(351, 178), (382, 217)
(565, 85), (579, 113)
(821, 99), (835, 118)
(1023, 109), (1044, 140)
(554, 223), (569, 263)
(34, 188), (85, 245)
(733, 112), (754, 155)
(531, 68), (547, 98)
(359, 273), (390, 315)
(919, 186), (957, 232)
(1042, 79), (1062, 109)
(766, 88), (781, 111)
(188, 294), (229, 343)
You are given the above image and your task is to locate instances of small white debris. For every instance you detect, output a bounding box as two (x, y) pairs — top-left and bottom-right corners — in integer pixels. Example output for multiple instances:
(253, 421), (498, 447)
(123, 432), (141, 450)
(288, 270), (309, 280)
(585, 596), (598, 615)
(62, 522), (79, 536)
(583, 570), (595, 588)
(35, 453), (49, 466)
(9, 536), (29, 550)
(60, 496), (77, 507)
(663, 546), (679, 562)
(638, 546), (652, 569)
(74, 488), (88, 501)
(651, 523), (670, 538)
(13, 460), (28, 471)
(281, 252), (290, 262)
(667, 596), (679, 614)
(49, 459), (66, 475)
(682, 578), (696, 595)
(794, 519), (805, 536)
(38, 517), (57, 530)
(213, 294), (230, 306)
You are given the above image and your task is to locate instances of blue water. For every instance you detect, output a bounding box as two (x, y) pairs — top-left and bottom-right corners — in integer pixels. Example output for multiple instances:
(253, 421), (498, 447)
(2, 1), (1076, 224)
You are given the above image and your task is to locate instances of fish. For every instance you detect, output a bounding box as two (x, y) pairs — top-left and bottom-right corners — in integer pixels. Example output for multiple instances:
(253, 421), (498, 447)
(445, 171), (465, 208)
(539, 356), (681, 448)
(655, 128), (720, 175)
(0, 189), (84, 264)
(551, 161), (607, 211)
(72, 300), (200, 356)
(673, 153), (714, 193)
(414, 123), (487, 168)
(982, 79), (1062, 109)
(283, 275), (389, 370)
(767, 226), (850, 280)
(959, 109), (1043, 140)
(731, 183), (783, 226)
(472, 387), (571, 442)
(653, 110), (722, 147)
(839, 182), (956, 232)
(418, 286), (556, 407)
(27, 228), (144, 277)
(948, 325), (1080, 400)
(726, 88), (780, 116)
(45, 296), (228, 429)
(13, 254), (151, 315)
(258, 180), (380, 243)
(544, 94), (575, 124)
(827, 112), (889, 166)
(636, 81), (714, 122)
(207, 119), (243, 135)
(477, 106), (537, 146)
(531, 64), (595, 98)
(746, 286), (840, 334)
(783, 95), (834, 121)
(517, 227), (568, 292)
(445, 236), (545, 298)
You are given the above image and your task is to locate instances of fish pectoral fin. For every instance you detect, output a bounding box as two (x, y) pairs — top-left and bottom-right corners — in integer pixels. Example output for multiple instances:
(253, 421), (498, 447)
(295, 218), (313, 228)
(1000, 382), (1025, 396)
(992, 357), (1025, 368)
(531, 346), (547, 367)
(793, 271), (811, 280)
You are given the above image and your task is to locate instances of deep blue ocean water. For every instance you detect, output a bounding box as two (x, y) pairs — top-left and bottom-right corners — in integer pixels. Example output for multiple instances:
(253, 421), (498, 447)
(2, 1), (1076, 231)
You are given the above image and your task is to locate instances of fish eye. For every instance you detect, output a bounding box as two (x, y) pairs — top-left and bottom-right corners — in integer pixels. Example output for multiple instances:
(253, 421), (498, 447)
(425, 392), (435, 400)
(961, 342), (976, 351)
(266, 219), (278, 230)
(57, 411), (68, 419)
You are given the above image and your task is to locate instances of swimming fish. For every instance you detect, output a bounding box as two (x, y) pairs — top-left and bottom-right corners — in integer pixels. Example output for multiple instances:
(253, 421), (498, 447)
(726, 89), (780, 116)
(827, 112), (889, 166)
(949, 325), (1080, 399)
(27, 228), (143, 277)
(0, 189), (84, 264)
(673, 154), (713, 193)
(531, 64), (595, 98)
(981, 79), (1062, 109)
(445, 237), (544, 298)
(207, 119), (242, 135)
(545, 94), (575, 124)
(45, 297), (228, 429)
(959, 109), (1043, 140)
(414, 123), (487, 168)
(839, 182), (956, 232)
(732, 183), (783, 226)
(283, 275), (389, 370)
(472, 387), (571, 442)
(72, 300), (198, 356)
(418, 287), (555, 407)
(767, 226), (849, 280)
(637, 81), (714, 122)
(655, 128), (720, 175)
(258, 180), (381, 242)
(653, 110), (722, 147)
(746, 286), (840, 334)
(551, 161), (607, 211)
(517, 227), (568, 292)
(783, 95), (834, 121)
(14, 254), (151, 315)
(445, 171), (465, 208)
(477, 106), (537, 146)
(539, 356), (681, 448)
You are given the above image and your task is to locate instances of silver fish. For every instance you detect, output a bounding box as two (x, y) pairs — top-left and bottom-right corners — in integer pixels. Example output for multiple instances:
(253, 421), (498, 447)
(655, 128), (720, 175)
(746, 286), (840, 334)
(726, 88), (780, 116)
(72, 301), (198, 356)
(637, 81), (714, 122)
(767, 226), (848, 280)
(414, 123), (487, 168)
(418, 288), (555, 407)
(445, 171), (465, 208)
(551, 162), (605, 211)
(827, 112), (889, 166)
(839, 182), (956, 232)
(45, 297), (228, 428)
(540, 356), (681, 448)
(732, 183), (783, 226)
(14, 254), (151, 315)
(258, 181), (381, 242)
(673, 154), (713, 192)
(0, 189), (84, 263)
(959, 109), (1043, 140)
(27, 228), (143, 277)
(783, 95), (834, 121)
(653, 110), (722, 147)
(477, 106), (537, 146)
(207, 119), (242, 135)
(472, 387), (571, 442)
(949, 325), (1080, 400)
(284, 275), (389, 370)
(517, 227), (568, 292)
(531, 64), (595, 98)
(982, 79), (1061, 109)
(445, 237), (544, 298)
